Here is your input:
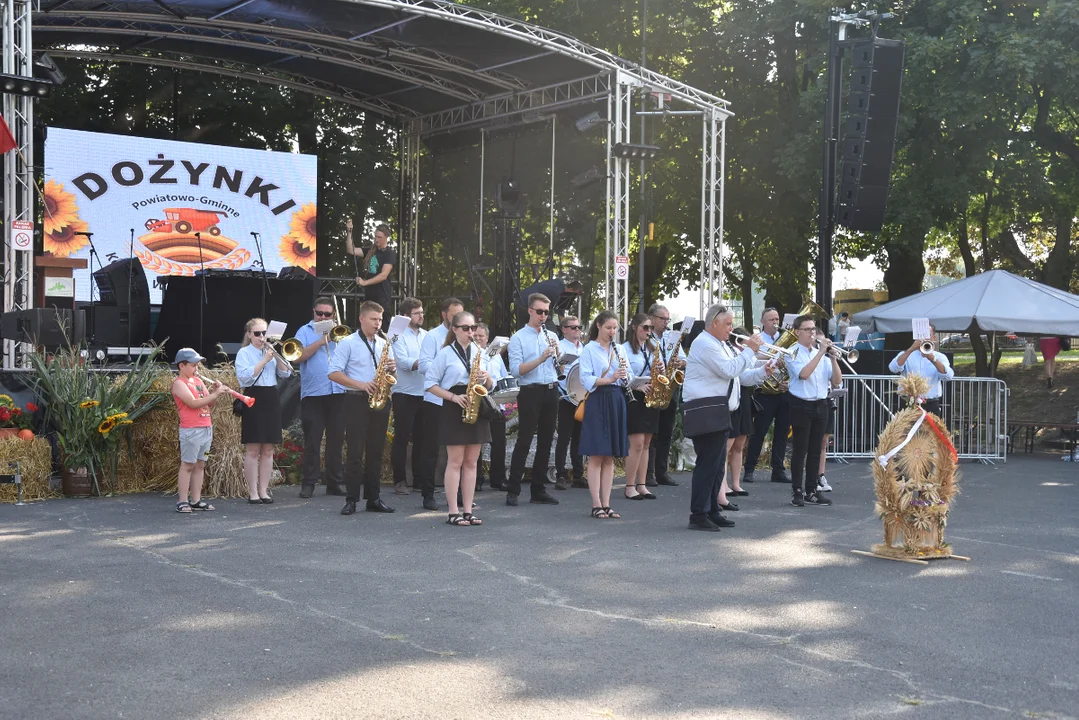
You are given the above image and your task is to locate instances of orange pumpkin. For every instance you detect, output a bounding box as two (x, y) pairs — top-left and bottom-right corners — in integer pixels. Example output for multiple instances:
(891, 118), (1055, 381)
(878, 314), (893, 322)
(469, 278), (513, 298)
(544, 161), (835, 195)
(17, 429), (34, 440)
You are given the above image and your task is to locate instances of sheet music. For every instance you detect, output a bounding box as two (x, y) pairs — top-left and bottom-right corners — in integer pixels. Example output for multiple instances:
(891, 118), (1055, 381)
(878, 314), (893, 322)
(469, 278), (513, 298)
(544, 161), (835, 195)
(313, 319), (334, 334)
(663, 330), (681, 349)
(266, 320), (287, 340)
(681, 316), (696, 332)
(781, 313), (798, 329)
(912, 318), (931, 340)
(843, 326), (861, 347)
(557, 352), (579, 364)
(487, 336), (510, 356)
(629, 377), (650, 391)
(386, 315), (410, 339)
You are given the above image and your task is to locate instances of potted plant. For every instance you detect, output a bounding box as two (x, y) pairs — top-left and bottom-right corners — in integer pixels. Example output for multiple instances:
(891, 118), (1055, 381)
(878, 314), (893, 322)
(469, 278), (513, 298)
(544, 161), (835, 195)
(27, 343), (166, 496)
(274, 437), (304, 485)
(0, 395), (38, 439)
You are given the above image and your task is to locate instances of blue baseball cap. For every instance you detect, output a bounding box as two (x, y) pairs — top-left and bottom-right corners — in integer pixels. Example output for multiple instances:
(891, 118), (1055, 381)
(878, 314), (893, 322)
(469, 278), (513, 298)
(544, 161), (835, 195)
(174, 348), (205, 365)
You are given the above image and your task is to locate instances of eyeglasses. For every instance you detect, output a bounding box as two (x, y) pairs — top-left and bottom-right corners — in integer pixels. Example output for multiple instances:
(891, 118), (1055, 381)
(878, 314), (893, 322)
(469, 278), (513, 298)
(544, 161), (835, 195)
(530, 307), (550, 315)
(641, 325), (654, 331)
(455, 324), (477, 331)
(314, 310), (334, 318)
(410, 310), (424, 316)
(563, 325), (582, 330)
(652, 315), (670, 322)
(797, 327), (815, 333)
(252, 330), (267, 337)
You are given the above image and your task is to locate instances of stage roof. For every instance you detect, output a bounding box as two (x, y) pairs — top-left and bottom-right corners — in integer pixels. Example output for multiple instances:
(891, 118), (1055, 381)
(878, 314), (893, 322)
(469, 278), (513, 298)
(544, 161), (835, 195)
(36, 0), (730, 136)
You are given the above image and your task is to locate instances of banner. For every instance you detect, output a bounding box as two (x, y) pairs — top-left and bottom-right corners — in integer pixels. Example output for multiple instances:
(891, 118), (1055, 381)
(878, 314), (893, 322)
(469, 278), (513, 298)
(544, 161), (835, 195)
(44, 128), (317, 303)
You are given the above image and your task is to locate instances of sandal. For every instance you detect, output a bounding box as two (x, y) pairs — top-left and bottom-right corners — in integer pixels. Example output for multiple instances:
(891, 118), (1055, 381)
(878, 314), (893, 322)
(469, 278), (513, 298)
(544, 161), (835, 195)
(462, 513), (482, 526)
(636, 484), (657, 499)
(446, 513), (471, 526)
(602, 506), (621, 519)
(189, 500), (215, 511)
(591, 507), (609, 519)
(176, 501), (192, 513)
(624, 487), (644, 500)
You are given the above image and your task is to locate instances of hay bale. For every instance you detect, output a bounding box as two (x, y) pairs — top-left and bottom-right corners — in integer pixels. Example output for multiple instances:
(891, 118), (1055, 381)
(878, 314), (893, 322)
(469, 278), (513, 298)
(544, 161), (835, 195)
(0, 436), (58, 503)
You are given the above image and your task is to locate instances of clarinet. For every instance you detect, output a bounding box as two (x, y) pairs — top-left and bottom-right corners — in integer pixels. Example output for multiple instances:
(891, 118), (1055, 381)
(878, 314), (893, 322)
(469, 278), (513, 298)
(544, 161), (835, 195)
(541, 326), (566, 380)
(614, 344), (636, 404)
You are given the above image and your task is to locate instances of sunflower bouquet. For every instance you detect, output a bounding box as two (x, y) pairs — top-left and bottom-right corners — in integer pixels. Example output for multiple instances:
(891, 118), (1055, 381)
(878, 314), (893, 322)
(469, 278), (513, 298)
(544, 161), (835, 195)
(27, 343), (167, 495)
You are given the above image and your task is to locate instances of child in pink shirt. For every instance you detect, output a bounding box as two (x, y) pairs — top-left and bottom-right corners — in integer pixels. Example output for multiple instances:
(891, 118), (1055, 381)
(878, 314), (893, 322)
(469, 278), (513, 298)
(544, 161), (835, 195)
(172, 348), (228, 513)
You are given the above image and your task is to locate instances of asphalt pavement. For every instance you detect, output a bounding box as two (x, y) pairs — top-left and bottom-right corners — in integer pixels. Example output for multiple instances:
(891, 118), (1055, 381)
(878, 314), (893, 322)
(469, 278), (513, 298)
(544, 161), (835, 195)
(1, 455), (1076, 719)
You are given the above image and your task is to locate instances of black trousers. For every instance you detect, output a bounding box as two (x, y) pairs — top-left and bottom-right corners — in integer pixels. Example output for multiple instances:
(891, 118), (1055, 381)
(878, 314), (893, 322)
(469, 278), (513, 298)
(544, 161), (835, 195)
(508, 384), (559, 496)
(647, 393), (679, 480)
(745, 391), (790, 474)
(300, 394), (344, 487)
(689, 429), (730, 519)
(477, 420), (507, 488)
(414, 401), (442, 499)
(788, 396), (829, 495)
(555, 399), (583, 479)
(343, 393), (389, 503)
(390, 393), (424, 485)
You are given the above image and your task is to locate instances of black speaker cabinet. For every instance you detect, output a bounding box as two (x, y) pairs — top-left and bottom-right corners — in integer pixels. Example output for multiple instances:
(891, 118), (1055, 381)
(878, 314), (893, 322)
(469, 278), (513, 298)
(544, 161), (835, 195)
(0, 308), (84, 349)
(93, 258), (149, 308)
(82, 305), (151, 348)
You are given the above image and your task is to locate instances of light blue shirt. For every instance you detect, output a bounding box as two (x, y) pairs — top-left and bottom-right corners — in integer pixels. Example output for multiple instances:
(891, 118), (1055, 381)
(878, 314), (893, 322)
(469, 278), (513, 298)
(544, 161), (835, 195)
(425, 342), (492, 392)
(888, 350), (954, 400)
(235, 344), (292, 388)
(621, 341), (652, 378)
(579, 340), (633, 393)
(509, 324), (559, 385)
(420, 324), (451, 405)
(295, 322), (345, 399)
(786, 344), (836, 401)
(558, 338), (583, 394)
(392, 325), (427, 397)
(328, 331), (387, 385)
(681, 332), (765, 408)
(483, 351), (508, 382)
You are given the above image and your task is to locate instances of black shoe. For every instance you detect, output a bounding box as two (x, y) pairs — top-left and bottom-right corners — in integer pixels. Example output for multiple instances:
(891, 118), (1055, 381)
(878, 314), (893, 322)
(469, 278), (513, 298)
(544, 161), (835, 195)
(489, 481), (505, 491)
(298, 484), (314, 499)
(656, 476), (679, 486)
(730, 489), (749, 497)
(571, 478), (589, 489)
(260, 496), (274, 504)
(530, 491), (559, 505)
(771, 471), (791, 484)
(340, 501), (357, 515)
(707, 513), (735, 528)
(688, 516), (721, 532)
(506, 493), (519, 506)
(791, 491), (805, 507)
(554, 476), (569, 491)
(806, 491), (833, 506)
(645, 478), (658, 488)
(742, 471), (755, 484)
(326, 484), (347, 496)
(718, 501), (738, 512)
(366, 498), (395, 513)
(422, 496), (439, 511)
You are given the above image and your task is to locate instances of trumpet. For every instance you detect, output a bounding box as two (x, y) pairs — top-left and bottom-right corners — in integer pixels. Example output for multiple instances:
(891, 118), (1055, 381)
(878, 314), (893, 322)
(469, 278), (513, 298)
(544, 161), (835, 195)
(730, 333), (798, 359)
(920, 340), (935, 354)
(322, 323), (352, 358)
(197, 374), (255, 407)
(815, 341), (860, 364)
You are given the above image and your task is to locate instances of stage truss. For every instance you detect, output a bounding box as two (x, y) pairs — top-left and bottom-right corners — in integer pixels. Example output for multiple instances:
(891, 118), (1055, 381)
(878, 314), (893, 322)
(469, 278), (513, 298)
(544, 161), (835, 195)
(4, 0), (731, 366)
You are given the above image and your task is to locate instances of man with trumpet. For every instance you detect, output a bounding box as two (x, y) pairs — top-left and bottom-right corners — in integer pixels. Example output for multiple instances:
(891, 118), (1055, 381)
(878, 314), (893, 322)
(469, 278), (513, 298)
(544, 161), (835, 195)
(888, 324), (954, 419)
(744, 307), (793, 485)
(293, 297), (348, 498)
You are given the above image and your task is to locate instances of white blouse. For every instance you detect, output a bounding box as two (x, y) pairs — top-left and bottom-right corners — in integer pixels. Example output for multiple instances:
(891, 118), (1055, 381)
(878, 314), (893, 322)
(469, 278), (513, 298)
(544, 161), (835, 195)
(235, 343), (292, 388)
(424, 342), (494, 392)
(579, 340), (634, 393)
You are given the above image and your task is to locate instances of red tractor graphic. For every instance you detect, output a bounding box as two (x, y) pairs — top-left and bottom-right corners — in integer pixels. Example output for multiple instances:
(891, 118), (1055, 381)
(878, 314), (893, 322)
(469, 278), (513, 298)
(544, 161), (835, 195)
(145, 208), (226, 235)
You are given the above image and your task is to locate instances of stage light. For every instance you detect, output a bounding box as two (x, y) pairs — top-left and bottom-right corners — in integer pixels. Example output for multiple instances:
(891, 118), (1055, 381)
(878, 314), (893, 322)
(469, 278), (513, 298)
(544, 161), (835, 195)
(613, 142), (660, 160)
(575, 110), (606, 133)
(496, 178), (522, 215)
(33, 54), (66, 86)
(0, 72), (53, 98)
(571, 167), (607, 188)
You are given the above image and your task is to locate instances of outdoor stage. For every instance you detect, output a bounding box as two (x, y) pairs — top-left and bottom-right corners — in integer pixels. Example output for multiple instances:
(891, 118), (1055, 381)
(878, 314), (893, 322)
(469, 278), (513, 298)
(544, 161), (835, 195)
(1, 456), (1075, 719)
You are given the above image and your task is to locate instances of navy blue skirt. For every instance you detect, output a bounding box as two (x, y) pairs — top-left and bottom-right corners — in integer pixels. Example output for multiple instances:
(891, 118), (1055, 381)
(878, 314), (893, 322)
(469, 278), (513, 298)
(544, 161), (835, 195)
(579, 384), (628, 458)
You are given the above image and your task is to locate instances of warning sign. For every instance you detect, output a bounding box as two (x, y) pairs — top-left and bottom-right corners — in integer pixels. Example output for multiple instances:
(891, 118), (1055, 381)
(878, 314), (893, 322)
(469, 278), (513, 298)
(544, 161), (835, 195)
(614, 255), (629, 281)
(11, 220), (33, 251)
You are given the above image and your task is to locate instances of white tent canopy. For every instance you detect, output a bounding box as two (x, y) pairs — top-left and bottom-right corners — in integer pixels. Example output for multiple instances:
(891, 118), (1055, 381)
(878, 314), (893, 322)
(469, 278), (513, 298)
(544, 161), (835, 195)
(851, 269), (1079, 335)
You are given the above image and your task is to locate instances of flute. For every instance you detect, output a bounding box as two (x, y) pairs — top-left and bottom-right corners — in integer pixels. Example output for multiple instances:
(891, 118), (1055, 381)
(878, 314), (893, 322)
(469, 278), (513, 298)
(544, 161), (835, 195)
(198, 375), (255, 407)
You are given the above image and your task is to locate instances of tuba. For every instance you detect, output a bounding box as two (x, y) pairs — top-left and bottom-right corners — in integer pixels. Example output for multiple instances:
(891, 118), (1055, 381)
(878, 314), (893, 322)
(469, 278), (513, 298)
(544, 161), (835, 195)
(368, 332), (397, 410)
(643, 338), (672, 409)
(462, 342), (488, 425)
(760, 298), (828, 395)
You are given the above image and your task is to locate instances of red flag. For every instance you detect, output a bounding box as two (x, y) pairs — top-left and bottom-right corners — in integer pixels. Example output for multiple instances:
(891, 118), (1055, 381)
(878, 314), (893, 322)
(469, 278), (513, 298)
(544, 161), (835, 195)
(0, 115), (17, 154)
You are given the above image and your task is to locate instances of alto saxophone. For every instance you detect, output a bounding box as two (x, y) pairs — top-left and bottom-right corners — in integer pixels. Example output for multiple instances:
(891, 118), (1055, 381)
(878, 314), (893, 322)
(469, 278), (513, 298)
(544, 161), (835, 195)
(368, 332), (397, 410)
(643, 338), (672, 409)
(669, 341), (686, 387)
(462, 342), (489, 425)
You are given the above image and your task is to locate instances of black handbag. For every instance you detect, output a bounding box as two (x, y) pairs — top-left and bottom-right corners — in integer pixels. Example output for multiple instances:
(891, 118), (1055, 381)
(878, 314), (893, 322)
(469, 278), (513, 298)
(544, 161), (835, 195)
(681, 380), (734, 438)
(480, 395), (504, 423)
(232, 389), (249, 416)
(1061, 336), (1072, 352)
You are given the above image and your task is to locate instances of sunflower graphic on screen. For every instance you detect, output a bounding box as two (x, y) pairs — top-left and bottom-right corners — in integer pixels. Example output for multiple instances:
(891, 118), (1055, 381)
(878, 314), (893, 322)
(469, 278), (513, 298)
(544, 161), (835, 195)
(42, 179), (81, 236)
(44, 218), (90, 257)
(280, 203), (316, 273)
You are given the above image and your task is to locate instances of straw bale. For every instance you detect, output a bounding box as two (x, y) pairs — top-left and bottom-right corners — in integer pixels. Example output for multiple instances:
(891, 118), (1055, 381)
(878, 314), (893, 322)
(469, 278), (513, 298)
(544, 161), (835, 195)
(0, 436), (58, 503)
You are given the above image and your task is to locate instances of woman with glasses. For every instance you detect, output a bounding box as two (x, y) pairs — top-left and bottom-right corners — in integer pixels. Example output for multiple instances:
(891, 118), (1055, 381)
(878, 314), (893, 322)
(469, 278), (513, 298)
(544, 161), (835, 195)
(621, 313), (658, 500)
(719, 326), (762, 511)
(578, 310), (630, 519)
(424, 311), (495, 526)
(235, 318), (293, 503)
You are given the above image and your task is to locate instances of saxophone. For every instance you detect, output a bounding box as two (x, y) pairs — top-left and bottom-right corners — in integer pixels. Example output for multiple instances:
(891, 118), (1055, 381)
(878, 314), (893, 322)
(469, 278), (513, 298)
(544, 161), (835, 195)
(368, 332), (397, 410)
(643, 338), (672, 409)
(669, 341), (686, 387)
(462, 342), (488, 425)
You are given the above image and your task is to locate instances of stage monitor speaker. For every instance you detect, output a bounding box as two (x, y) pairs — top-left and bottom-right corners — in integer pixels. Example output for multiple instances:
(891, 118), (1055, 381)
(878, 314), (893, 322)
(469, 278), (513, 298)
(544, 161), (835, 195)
(81, 305), (151, 348)
(93, 258), (149, 308)
(0, 308), (83, 349)
(837, 37), (905, 233)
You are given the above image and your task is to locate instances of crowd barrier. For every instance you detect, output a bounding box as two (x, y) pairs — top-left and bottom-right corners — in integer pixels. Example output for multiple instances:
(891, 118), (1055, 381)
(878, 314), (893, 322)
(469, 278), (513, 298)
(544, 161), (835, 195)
(830, 375), (1008, 464)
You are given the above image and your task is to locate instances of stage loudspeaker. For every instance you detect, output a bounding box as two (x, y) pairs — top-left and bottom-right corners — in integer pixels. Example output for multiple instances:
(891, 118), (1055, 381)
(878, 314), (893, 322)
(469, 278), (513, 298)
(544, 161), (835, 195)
(837, 37), (905, 233)
(93, 258), (149, 308)
(0, 308), (82, 349)
(81, 305), (150, 348)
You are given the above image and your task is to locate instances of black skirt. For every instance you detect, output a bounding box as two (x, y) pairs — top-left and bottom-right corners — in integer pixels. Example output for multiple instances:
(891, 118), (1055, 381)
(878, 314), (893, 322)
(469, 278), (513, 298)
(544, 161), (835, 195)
(439, 384), (492, 446)
(241, 385), (282, 444)
(626, 390), (660, 435)
(731, 391), (753, 438)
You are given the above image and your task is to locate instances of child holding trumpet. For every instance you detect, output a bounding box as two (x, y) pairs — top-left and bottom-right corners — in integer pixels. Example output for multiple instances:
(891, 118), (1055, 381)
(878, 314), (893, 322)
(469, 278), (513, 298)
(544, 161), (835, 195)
(171, 348), (230, 513)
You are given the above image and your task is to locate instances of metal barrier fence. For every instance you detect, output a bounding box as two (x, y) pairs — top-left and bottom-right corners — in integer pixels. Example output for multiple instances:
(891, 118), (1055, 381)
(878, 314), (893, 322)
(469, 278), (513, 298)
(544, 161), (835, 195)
(830, 375), (1008, 463)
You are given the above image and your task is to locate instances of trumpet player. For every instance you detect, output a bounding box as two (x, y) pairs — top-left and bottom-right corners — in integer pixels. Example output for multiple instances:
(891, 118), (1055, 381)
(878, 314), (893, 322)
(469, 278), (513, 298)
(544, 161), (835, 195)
(888, 324), (953, 419)
(236, 318), (293, 504)
(622, 313), (659, 501)
(424, 312), (494, 526)
(328, 301), (396, 516)
(294, 297), (347, 498)
(172, 348), (229, 513)
(744, 307), (792, 486)
(786, 315), (841, 508)
(506, 293), (561, 507)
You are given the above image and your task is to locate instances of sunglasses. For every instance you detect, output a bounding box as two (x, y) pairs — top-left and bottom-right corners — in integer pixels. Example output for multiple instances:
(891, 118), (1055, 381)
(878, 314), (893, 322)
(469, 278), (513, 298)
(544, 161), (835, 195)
(563, 325), (582, 330)
(252, 330), (267, 337)
(641, 325), (654, 331)
(530, 308), (550, 315)
(314, 310), (334, 318)
(455, 324), (477, 331)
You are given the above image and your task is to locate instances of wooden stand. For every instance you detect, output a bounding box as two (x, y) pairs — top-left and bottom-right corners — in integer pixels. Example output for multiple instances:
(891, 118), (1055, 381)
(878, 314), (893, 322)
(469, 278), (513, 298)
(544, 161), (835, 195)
(852, 546), (971, 566)
(33, 256), (88, 310)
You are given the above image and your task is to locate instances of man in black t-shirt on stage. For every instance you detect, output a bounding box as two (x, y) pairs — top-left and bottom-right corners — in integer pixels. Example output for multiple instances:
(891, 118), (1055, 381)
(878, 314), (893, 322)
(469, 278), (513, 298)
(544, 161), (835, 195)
(346, 219), (396, 328)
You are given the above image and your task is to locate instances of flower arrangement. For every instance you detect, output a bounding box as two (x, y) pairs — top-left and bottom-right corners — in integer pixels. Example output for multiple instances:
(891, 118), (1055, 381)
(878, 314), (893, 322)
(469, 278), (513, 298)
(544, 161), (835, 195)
(274, 439), (304, 468)
(0, 395), (37, 431)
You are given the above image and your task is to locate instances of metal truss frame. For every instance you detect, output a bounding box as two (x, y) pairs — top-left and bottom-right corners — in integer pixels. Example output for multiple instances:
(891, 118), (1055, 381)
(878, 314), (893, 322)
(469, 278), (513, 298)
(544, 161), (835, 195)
(399, 121), (421, 300)
(605, 78), (635, 334)
(698, 111), (726, 318)
(2, 0), (35, 368)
